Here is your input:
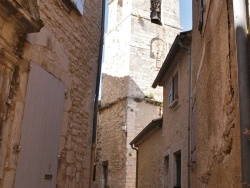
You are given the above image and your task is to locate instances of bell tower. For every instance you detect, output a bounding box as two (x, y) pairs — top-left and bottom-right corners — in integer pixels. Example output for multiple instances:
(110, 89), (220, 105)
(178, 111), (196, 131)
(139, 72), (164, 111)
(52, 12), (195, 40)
(95, 0), (181, 187)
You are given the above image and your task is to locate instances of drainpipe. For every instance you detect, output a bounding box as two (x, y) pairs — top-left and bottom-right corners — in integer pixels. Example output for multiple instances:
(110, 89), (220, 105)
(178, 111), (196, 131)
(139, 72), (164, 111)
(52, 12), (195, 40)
(232, 0), (250, 186)
(89, 0), (106, 187)
(130, 144), (138, 188)
(178, 39), (191, 188)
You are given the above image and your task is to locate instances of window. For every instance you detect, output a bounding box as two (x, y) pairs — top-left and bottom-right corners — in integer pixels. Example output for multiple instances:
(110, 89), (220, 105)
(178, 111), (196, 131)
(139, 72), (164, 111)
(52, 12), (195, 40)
(150, 0), (161, 25)
(191, 103), (197, 162)
(169, 73), (179, 107)
(198, 0), (203, 33)
(174, 152), (181, 188)
(102, 161), (108, 188)
(163, 156), (169, 188)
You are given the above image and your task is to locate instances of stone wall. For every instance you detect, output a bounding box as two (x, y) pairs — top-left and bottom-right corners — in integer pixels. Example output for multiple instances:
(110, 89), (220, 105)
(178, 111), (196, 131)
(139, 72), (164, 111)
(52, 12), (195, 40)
(125, 98), (162, 187)
(96, 0), (180, 188)
(0, 1), (42, 187)
(101, 74), (129, 105)
(191, 0), (241, 187)
(95, 100), (127, 188)
(0, 0), (102, 187)
(95, 97), (161, 188)
(97, 0), (181, 187)
(102, 0), (181, 102)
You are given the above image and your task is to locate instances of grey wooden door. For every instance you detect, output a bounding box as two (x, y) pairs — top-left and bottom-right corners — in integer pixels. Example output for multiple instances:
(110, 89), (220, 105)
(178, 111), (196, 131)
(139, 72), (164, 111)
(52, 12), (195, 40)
(14, 63), (65, 188)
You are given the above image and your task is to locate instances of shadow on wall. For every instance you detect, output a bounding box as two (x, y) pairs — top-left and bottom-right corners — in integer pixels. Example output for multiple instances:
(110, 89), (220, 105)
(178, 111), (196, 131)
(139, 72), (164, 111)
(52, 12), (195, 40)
(101, 73), (145, 104)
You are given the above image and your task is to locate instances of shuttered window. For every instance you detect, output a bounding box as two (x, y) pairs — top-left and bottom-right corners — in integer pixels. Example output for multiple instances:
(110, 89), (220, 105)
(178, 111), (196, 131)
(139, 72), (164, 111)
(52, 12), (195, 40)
(174, 152), (181, 188)
(191, 103), (197, 162)
(169, 73), (179, 107)
(198, 0), (203, 32)
(163, 156), (170, 187)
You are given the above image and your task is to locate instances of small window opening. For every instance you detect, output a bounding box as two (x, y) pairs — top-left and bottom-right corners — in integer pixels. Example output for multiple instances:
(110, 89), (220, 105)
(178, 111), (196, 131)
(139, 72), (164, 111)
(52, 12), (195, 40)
(174, 152), (181, 188)
(169, 73), (179, 106)
(93, 164), (96, 181)
(150, 0), (161, 25)
(102, 161), (108, 188)
(198, 0), (203, 32)
(191, 103), (197, 163)
(163, 156), (170, 188)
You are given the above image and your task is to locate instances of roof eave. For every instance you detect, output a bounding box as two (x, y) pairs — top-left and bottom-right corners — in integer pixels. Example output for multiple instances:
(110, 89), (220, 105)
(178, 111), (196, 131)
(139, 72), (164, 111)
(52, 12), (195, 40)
(152, 31), (192, 88)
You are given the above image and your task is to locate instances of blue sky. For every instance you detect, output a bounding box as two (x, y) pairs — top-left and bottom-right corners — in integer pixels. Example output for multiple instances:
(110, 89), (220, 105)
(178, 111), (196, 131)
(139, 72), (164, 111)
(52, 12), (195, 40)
(179, 0), (192, 31)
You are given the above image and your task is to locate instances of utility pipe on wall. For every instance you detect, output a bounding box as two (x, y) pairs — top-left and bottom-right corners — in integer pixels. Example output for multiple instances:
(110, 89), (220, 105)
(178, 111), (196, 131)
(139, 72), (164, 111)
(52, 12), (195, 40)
(89, 0), (106, 186)
(178, 39), (191, 188)
(130, 144), (138, 188)
(232, 0), (250, 186)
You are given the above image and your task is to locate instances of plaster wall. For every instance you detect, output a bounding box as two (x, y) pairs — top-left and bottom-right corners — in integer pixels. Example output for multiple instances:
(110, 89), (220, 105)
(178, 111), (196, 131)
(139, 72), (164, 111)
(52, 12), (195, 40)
(161, 51), (189, 188)
(191, 1), (241, 187)
(137, 128), (163, 188)
(134, 47), (190, 188)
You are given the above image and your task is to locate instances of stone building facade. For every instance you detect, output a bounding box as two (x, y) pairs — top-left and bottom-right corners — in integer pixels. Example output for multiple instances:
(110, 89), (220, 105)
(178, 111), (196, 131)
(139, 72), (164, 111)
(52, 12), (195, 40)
(0, 0), (102, 187)
(130, 118), (163, 188)
(105, 1), (250, 188)
(130, 31), (191, 188)
(153, 31), (191, 188)
(95, 0), (181, 187)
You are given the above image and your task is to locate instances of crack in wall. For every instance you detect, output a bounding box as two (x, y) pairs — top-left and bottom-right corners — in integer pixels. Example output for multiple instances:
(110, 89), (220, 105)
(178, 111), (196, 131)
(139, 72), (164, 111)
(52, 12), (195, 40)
(198, 1), (237, 185)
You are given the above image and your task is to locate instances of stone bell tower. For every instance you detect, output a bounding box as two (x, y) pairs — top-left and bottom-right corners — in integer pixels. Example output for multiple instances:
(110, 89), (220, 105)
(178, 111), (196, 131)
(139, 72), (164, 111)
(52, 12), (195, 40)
(94, 0), (181, 187)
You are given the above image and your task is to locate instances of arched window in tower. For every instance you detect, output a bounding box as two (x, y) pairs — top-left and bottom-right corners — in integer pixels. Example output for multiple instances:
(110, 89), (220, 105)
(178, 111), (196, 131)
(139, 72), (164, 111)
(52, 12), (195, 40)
(150, 37), (166, 68)
(150, 0), (161, 25)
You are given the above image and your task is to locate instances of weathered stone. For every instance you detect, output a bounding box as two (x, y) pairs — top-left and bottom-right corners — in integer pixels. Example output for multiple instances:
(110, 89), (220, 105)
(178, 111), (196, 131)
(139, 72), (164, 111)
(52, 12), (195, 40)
(96, 0), (181, 186)
(0, 0), (102, 188)
(66, 151), (75, 164)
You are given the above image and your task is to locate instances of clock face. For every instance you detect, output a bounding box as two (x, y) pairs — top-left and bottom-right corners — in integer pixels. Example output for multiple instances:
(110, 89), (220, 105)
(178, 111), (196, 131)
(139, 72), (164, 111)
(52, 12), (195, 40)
(71, 0), (84, 15)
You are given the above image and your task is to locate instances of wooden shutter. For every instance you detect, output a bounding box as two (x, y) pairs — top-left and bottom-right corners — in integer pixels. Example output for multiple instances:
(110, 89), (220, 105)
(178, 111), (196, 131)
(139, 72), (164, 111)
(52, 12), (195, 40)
(169, 79), (173, 105)
(198, 0), (203, 32)
(191, 104), (197, 162)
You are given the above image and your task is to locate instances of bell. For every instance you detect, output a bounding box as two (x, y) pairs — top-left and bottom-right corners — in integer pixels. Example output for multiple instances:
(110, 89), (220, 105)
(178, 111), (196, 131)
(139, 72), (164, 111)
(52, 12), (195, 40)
(151, 10), (161, 24)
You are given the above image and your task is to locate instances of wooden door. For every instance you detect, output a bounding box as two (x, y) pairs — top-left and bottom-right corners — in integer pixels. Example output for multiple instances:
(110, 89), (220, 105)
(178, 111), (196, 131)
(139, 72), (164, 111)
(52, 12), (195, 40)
(14, 63), (65, 188)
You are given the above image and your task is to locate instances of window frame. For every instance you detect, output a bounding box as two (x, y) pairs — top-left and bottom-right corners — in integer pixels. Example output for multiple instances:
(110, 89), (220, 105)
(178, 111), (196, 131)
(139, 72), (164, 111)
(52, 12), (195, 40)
(198, 0), (203, 33)
(174, 151), (181, 188)
(163, 155), (170, 188)
(168, 72), (179, 107)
